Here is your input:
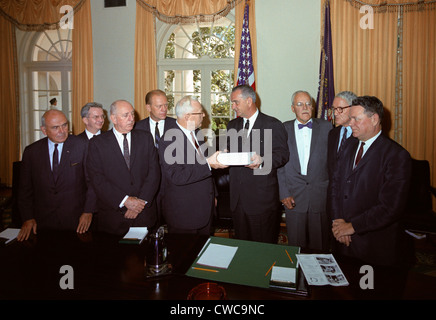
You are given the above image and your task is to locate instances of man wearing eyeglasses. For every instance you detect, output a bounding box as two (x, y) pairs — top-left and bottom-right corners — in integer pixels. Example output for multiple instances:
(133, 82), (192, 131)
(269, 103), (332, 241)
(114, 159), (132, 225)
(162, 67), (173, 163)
(326, 91), (357, 231)
(327, 91), (357, 177)
(158, 95), (225, 235)
(77, 102), (106, 140)
(277, 90), (333, 251)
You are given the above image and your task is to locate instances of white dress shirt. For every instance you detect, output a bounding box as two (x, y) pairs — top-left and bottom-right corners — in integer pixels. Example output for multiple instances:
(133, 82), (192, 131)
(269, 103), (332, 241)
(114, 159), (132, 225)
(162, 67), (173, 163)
(294, 119), (313, 175)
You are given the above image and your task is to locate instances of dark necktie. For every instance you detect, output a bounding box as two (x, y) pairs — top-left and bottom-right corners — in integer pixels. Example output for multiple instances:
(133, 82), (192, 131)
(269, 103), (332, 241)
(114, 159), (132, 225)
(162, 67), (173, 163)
(155, 122), (161, 148)
(190, 131), (203, 159)
(244, 119), (250, 137)
(298, 121), (313, 129)
(354, 142), (365, 168)
(338, 127), (348, 154)
(123, 133), (130, 169)
(52, 143), (59, 182)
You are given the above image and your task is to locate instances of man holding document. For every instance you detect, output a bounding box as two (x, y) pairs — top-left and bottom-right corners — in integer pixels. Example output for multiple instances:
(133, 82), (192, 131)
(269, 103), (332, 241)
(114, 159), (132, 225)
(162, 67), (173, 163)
(224, 85), (289, 243)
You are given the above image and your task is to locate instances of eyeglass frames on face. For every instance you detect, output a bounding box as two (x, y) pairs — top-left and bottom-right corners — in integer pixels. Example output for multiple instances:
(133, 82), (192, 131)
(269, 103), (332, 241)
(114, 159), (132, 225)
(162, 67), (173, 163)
(331, 105), (351, 114)
(189, 112), (205, 116)
(88, 115), (106, 120)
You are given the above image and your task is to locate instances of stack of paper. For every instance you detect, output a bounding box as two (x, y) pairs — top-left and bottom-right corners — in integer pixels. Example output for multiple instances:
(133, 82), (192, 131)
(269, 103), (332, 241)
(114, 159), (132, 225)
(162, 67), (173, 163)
(0, 228), (20, 245)
(119, 227), (148, 244)
(197, 243), (238, 269)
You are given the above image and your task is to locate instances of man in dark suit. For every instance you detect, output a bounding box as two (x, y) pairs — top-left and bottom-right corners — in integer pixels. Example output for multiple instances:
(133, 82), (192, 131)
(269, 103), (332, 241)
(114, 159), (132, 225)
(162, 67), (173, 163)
(87, 100), (161, 236)
(327, 91), (357, 178)
(225, 85), (289, 244)
(327, 91), (357, 229)
(135, 89), (176, 147)
(135, 90), (177, 225)
(77, 102), (106, 140)
(278, 90), (333, 251)
(158, 95), (224, 235)
(331, 96), (412, 265)
(17, 110), (96, 241)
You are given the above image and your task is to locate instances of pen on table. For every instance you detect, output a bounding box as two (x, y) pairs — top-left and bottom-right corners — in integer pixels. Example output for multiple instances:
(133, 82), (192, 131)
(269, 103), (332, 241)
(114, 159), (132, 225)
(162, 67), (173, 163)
(285, 249), (294, 264)
(265, 261), (276, 277)
(192, 267), (219, 273)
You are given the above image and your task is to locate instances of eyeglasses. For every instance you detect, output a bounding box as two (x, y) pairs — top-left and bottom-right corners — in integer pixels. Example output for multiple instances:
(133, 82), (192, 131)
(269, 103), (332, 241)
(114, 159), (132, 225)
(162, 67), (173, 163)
(331, 105), (351, 114)
(189, 112), (205, 116)
(295, 102), (312, 107)
(88, 115), (106, 120)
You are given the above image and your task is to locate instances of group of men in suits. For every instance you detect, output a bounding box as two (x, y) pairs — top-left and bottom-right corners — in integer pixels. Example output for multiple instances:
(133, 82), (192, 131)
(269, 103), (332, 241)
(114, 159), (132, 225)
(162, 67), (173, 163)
(16, 86), (413, 280)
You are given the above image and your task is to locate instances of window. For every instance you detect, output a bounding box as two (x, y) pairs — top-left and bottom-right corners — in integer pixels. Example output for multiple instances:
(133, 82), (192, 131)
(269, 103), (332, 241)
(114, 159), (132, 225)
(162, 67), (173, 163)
(157, 14), (236, 135)
(26, 29), (72, 143)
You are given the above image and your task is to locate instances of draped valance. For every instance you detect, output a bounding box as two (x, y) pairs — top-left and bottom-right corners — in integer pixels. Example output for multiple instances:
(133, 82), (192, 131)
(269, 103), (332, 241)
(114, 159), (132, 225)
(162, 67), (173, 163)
(0, 0), (85, 31)
(345, 0), (436, 12)
(136, 0), (244, 24)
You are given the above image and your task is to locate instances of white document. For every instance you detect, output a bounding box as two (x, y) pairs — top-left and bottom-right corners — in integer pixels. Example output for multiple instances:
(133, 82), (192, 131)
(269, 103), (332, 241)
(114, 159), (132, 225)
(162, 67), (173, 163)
(296, 254), (349, 286)
(197, 243), (238, 269)
(217, 152), (254, 166)
(0, 228), (20, 244)
(122, 227), (148, 244)
(271, 266), (296, 284)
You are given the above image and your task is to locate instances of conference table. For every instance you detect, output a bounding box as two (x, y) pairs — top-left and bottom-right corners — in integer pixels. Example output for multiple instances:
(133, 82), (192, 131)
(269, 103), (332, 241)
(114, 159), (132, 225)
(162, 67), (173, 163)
(1, 230), (435, 301)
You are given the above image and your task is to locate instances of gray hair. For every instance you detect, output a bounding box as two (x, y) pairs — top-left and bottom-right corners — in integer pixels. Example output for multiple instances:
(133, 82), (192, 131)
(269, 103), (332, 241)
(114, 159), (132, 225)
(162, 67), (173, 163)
(232, 84), (256, 104)
(81, 102), (103, 118)
(109, 99), (133, 115)
(175, 95), (199, 118)
(291, 90), (312, 105)
(335, 91), (357, 105)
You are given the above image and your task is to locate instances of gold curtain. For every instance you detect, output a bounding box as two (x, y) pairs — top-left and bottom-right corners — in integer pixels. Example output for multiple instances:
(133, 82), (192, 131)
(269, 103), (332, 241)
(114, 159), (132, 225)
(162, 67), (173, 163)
(402, 8), (436, 202)
(134, 0), (253, 119)
(0, 15), (19, 187)
(0, 0), (90, 185)
(134, 3), (157, 120)
(72, 0), (93, 134)
(330, 0), (398, 137)
(330, 0), (436, 208)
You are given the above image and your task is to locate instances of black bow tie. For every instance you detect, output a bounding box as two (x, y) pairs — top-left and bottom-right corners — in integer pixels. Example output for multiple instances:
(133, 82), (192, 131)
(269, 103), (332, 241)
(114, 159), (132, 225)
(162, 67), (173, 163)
(298, 121), (312, 129)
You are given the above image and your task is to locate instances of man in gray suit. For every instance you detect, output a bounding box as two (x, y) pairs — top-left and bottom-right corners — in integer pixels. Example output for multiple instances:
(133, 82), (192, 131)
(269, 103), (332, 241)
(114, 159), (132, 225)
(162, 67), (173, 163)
(278, 90), (333, 251)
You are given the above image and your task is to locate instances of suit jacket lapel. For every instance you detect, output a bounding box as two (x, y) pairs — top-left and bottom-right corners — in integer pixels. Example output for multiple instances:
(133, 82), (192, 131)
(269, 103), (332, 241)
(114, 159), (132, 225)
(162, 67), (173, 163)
(288, 120), (301, 173)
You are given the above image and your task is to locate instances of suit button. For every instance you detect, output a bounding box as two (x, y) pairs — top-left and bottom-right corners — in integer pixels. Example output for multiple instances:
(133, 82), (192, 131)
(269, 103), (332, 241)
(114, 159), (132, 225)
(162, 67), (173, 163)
(346, 180), (351, 183)
(344, 195), (348, 199)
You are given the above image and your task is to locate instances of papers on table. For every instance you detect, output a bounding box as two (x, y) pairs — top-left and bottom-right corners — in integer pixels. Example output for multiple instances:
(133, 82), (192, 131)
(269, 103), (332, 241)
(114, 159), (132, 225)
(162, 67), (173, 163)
(217, 152), (254, 166)
(0, 228), (20, 245)
(296, 254), (349, 286)
(119, 227), (148, 245)
(271, 266), (296, 284)
(197, 243), (238, 269)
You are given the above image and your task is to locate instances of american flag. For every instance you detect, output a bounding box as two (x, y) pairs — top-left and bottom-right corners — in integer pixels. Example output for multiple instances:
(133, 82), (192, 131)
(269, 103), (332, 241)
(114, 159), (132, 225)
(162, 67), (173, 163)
(236, 2), (255, 90)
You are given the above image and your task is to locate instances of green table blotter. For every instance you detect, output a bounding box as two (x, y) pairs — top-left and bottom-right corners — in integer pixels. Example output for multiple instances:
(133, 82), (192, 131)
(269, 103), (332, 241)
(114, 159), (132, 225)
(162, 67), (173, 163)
(186, 236), (302, 291)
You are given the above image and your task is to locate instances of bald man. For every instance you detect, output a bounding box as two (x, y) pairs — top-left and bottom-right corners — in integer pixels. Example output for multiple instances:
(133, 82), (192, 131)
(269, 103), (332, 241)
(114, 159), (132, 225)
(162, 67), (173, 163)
(18, 110), (96, 241)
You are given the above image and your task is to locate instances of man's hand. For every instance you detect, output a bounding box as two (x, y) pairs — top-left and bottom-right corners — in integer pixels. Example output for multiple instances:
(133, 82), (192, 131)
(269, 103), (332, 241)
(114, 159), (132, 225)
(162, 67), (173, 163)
(17, 219), (37, 241)
(332, 219), (355, 245)
(246, 152), (263, 170)
(207, 151), (229, 169)
(77, 213), (93, 234)
(124, 209), (140, 220)
(124, 196), (146, 214)
(281, 196), (296, 210)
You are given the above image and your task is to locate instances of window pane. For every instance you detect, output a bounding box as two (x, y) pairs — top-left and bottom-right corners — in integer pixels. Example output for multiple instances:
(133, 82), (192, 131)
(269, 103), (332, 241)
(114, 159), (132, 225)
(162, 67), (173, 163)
(212, 117), (230, 135)
(165, 70), (201, 112)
